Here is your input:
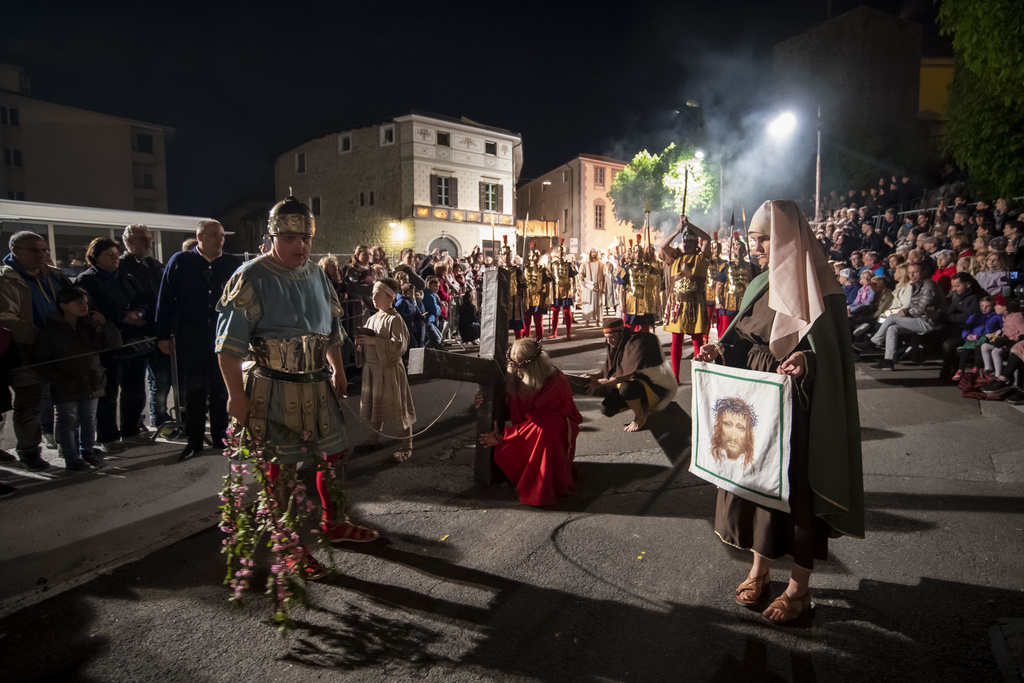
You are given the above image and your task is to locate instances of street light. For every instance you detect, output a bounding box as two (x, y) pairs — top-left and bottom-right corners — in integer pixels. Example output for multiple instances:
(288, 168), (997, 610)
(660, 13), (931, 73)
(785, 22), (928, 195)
(674, 100), (702, 133)
(767, 111), (797, 139)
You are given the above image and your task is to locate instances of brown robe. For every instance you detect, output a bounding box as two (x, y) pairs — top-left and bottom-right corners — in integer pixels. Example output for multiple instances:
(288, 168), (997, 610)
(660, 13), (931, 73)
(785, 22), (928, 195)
(714, 293), (830, 568)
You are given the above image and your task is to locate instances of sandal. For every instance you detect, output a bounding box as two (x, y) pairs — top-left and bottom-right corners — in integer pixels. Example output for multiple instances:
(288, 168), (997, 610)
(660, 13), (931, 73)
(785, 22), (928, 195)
(762, 591), (813, 625)
(322, 519), (380, 544)
(392, 448), (413, 463)
(735, 570), (770, 606)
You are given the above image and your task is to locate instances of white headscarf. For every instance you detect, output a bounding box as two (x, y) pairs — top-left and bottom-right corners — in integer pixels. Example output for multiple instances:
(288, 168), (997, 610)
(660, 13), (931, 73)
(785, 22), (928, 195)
(749, 200), (842, 359)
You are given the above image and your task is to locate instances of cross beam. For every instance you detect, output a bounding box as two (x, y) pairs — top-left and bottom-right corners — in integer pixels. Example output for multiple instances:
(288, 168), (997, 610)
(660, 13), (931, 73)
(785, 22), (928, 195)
(407, 267), (510, 484)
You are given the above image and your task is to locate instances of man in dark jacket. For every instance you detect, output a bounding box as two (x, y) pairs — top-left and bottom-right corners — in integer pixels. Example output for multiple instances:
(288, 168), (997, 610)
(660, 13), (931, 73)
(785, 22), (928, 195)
(155, 220), (242, 460)
(119, 224), (171, 429)
(938, 273), (984, 380)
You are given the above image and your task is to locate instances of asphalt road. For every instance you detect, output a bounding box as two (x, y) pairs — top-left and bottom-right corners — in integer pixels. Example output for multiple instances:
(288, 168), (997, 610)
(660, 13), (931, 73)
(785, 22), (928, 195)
(1, 325), (1022, 682)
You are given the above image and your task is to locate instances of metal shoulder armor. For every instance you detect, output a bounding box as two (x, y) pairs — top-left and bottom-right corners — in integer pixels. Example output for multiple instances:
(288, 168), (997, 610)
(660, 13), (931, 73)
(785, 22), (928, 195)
(220, 270), (262, 322)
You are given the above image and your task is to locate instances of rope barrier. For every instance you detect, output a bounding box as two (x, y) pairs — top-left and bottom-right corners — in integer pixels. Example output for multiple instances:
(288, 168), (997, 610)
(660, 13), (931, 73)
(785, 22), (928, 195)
(339, 381), (466, 440)
(17, 336), (159, 370)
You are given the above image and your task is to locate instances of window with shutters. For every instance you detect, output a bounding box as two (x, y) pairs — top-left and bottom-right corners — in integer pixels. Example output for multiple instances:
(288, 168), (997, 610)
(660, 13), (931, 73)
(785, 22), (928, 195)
(296, 152), (306, 173)
(595, 204), (605, 230)
(480, 182), (502, 212)
(4, 148), (23, 168)
(1, 107), (19, 126)
(595, 167), (605, 187)
(431, 174), (457, 207)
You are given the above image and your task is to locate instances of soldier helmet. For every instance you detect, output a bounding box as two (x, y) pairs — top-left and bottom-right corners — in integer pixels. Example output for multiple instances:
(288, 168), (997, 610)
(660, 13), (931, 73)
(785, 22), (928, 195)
(268, 193), (315, 236)
(557, 238), (566, 259)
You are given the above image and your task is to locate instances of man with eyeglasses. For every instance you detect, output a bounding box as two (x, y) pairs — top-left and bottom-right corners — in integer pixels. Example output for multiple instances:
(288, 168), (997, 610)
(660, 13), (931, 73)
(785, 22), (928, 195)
(0, 231), (73, 471)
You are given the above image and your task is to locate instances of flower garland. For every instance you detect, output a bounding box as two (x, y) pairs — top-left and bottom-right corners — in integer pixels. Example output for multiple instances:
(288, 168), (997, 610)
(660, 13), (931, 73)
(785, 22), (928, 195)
(218, 422), (349, 635)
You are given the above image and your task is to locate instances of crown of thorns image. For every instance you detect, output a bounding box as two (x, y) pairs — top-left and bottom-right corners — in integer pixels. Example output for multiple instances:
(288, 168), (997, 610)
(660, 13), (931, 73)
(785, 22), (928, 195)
(711, 396), (758, 468)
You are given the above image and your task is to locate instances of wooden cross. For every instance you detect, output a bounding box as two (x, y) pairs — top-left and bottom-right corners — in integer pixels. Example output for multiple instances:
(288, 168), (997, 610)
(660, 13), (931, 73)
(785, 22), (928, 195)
(407, 267), (510, 484)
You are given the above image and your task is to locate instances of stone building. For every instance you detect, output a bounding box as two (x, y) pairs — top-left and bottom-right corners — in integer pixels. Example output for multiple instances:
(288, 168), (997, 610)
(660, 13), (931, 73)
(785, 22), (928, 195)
(274, 112), (522, 257)
(517, 154), (633, 259)
(0, 63), (172, 213)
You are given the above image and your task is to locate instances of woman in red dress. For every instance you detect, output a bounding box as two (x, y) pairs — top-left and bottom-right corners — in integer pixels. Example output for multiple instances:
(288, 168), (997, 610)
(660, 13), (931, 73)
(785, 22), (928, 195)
(475, 338), (581, 506)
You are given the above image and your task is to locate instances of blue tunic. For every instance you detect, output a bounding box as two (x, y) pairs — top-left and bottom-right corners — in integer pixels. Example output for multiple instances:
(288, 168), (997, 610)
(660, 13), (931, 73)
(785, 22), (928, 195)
(216, 255), (348, 463)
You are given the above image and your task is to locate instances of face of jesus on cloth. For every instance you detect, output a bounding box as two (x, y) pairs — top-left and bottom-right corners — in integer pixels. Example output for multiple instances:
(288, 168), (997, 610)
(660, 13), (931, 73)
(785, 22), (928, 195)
(711, 397), (756, 469)
(271, 233), (312, 269)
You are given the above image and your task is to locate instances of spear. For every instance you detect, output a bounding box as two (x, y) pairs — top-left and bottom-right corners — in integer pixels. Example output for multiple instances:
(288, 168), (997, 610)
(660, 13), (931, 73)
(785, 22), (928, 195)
(681, 167), (689, 225)
(729, 211), (735, 262)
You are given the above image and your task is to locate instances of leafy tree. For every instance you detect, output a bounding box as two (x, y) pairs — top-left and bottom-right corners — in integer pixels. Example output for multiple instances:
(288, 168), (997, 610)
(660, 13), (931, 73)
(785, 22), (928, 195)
(609, 144), (713, 230)
(938, 0), (1024, 197)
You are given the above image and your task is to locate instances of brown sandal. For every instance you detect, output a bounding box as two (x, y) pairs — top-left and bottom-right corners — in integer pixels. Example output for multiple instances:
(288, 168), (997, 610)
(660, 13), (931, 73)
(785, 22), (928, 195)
(735, 570), (770, 606)
(761, 591), (813, 625)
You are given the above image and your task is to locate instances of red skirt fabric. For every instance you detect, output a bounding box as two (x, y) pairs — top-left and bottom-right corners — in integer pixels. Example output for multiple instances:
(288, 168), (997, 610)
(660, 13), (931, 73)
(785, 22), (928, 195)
(493, 371), (581, 506)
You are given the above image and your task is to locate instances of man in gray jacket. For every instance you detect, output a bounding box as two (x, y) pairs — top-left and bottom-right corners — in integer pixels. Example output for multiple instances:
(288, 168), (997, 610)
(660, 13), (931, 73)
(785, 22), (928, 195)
(854, 263), (944, 370)
(0, 231), (73, 470)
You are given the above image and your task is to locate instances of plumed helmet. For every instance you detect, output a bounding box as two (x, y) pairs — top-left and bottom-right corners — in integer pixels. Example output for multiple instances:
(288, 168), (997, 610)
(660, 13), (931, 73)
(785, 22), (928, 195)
(557, 238), (566, 259)
(500, 234), (513, 260)
(268, 194), (315, 236)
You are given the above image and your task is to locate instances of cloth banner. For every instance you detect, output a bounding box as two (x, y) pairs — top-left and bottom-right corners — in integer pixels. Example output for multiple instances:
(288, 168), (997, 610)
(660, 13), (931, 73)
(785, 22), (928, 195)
(690, 361), (792, 512)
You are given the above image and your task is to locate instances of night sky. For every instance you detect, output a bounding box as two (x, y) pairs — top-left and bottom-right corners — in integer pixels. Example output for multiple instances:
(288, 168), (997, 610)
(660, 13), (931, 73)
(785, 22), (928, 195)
(2, 0), (948, 217)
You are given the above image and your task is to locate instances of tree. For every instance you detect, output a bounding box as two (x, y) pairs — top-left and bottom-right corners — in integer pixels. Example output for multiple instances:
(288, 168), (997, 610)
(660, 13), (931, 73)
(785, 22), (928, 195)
(938, 0), (1024, 197)
(608, 144), (713, 230)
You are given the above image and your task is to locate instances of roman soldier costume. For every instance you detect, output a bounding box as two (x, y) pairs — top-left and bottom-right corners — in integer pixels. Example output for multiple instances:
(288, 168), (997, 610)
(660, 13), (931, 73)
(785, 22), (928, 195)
(621, 236), (661, 332)
(548, 239), (578, 339)
(522, 244), (551, 341)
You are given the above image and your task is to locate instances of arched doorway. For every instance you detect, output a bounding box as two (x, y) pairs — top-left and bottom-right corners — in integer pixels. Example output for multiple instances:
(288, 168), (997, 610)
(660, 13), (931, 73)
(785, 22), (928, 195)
(427, 236), (459, 257)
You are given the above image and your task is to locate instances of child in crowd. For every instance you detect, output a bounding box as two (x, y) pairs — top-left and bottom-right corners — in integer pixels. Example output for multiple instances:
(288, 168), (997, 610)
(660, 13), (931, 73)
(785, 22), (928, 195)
(980, 297), (1024, 380)
(953, 295), (1002, 381)
(840, 268), (860, 305)
(422, 277), (443, 348)
(354, 278), (417, 463)
(34, 287), (121, 471)
(395, 282), (425, 354)
(848, 270), (875, 317)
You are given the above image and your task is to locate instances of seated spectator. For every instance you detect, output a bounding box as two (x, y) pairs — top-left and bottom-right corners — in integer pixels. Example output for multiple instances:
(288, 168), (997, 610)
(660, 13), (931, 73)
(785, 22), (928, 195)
(854, 263), (944, 370)
(849, 250), (864, 273)
(956, 256), (974, 275)
(931, 250), (958, 295)
(939, 273), (985, 379)
(971, 252), (990, 276)
(951, 233), (973, 260)
(839, 268), (860, 304)
(953, 295), (1001, 381)
(34, 287), (122, 471)
(976, 251), (1010, 296)
(863, 251), (885, 277)
(980, 296), (1023, 382)
(848, 270), (876, 317)
(886, 253), (906, 280)
(852, 276), (893, 337)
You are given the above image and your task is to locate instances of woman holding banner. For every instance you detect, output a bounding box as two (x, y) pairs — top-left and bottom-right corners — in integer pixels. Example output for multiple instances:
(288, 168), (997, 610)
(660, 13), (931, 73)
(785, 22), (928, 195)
(694, 200), (863, 625)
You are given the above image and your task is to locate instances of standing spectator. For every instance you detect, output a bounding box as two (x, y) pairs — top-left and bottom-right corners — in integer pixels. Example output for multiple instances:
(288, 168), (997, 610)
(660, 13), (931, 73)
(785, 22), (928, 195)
(394, 281), (425, 351)
(118, 224), (170, 430)
(369, 246), (391, 278)
(394, 248), (426, 291)
(343, 245), (375, 323)
(156, 220), (242, 461)
(0, 232), (73, 470)
(422, 277), (444, 348)
(34, 287), (121, 471)
(76, 237), (152, 453)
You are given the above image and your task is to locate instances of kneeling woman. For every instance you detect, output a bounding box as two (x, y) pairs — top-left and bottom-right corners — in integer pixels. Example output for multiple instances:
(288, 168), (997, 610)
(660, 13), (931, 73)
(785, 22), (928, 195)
(475, 338), (582, 506)
(695, 200), (863, 625)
